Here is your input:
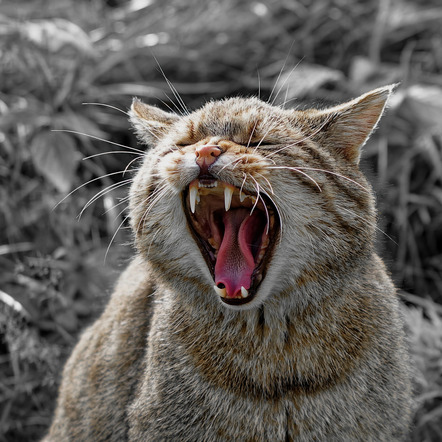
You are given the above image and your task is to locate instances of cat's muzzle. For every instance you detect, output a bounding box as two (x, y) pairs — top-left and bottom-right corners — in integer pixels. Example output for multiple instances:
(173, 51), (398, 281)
(183, 178), (279, 306)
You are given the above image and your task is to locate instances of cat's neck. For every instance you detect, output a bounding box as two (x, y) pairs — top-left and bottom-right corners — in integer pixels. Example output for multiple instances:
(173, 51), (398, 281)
(150, 255), (379, 398)
(156, 247), (374, 325)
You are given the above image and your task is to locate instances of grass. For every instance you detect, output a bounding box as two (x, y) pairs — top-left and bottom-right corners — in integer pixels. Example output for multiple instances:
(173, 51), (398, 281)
(0, 0), (441, 440)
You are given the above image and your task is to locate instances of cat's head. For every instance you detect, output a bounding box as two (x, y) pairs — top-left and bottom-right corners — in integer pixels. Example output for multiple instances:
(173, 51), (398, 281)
(129, 86), (394, 311)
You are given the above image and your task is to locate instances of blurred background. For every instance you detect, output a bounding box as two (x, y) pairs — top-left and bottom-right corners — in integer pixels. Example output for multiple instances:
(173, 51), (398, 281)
(0, 0), (441, 440)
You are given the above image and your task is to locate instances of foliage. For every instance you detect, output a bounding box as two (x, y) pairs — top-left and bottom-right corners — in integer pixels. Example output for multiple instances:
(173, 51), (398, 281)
(0, 0), (441, 440)
(402, 293), (442, 441)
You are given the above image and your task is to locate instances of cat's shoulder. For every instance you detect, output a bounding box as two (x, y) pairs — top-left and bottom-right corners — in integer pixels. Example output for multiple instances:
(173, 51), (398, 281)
(110, 256), (155, 309)
(63, 256), (155, 379)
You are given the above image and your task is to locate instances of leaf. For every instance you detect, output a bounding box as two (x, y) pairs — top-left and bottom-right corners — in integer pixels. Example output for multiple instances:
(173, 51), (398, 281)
(273, 63), (343, 102)
(20, 18), (96, 56)
(30, 131), (81, 193)
(349, 56), (401, 88)
(54, 111), (108, 139)
(403, 85), (442, 130)
(54, 308), (78, 333)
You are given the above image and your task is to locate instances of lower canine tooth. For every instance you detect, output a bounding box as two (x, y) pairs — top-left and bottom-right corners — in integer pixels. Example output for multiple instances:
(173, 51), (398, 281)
(241, 286), (249, 298)
(214, 285), (227, 298)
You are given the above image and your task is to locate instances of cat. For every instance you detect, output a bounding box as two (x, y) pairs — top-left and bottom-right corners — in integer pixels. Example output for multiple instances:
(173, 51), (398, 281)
(44, 85), (413, 441)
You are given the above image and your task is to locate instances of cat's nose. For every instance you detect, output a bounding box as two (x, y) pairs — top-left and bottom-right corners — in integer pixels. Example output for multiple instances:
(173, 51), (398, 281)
(195, 145), (222, 172)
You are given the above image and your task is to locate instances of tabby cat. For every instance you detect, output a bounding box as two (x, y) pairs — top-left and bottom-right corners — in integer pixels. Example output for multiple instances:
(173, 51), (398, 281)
(45, 85), (413, 441)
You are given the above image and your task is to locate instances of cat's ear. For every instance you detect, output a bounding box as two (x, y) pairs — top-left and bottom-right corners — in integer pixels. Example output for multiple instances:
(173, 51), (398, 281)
(298, 85), (396, 165)
(129, 98), (180, 146)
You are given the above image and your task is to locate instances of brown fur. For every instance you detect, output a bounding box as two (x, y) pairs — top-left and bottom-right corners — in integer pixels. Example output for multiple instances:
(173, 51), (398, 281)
(45, 86), (412, 441)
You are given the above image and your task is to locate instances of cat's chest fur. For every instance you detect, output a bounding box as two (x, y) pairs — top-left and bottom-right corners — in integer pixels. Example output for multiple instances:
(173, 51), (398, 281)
(45, 87), (412, 441)
(125, 259), (404, 441)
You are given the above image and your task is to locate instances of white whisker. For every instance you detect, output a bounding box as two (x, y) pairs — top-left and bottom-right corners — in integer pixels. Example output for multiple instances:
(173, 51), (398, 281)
(163, 93), (188, 117)
(78, 179), (133, 219)
(104, 214), (130, 263)
(259, 194), (270, 235)
(246, 121), (259, 149)
(146, 229), (161, 258)
(279, 96), (300, 108)
(249, 174), (270, 235)
(248, 174), (261, 216)
(271, 56), (304, 107)
(82, 102), (129, 116)
(83, 151), (143, 160)
(137, 114), (181, 153)
(256, 172), (274, 195)
(232, 157), (246, 170)
(123, 155), (144, 176)
(253, 117), (279, 154)
(139, 189), (170, 232)
(159, 97), (183, 117)
(136, 183), (170, 233)
(153, 54), (189, 116)
(51, 129), (145, 154)
(218, 155), (246, 173)
(265, 114), (333, 157)
(268, 41), (295, 105)
(262, 190), (284, 238)
(340, 207), (397, 244)
(295, 167), (368, 191)
(267, 166), (322, 192)
(53, 169), (137, 210)
(102, 195), (130, 215)
(240, 173), (247, 196)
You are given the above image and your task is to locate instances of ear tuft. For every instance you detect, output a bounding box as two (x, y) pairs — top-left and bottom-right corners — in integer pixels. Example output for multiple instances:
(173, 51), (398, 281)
(129, 99), (180, 147)
(300, 84), (396, 164)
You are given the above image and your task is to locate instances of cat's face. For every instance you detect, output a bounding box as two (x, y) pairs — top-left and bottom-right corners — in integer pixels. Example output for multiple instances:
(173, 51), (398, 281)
(129, 87), (392, 311)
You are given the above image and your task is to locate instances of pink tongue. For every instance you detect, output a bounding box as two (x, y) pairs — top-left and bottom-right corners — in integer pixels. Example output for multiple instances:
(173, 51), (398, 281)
(215, 208), (258, 298)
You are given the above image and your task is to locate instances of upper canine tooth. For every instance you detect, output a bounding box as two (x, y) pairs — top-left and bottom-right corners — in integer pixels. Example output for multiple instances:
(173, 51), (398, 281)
(190, 186), (199, 213)
(214, 285), (227, 298)
(224, 184), (234, 211)
(241, 286), (249, 298)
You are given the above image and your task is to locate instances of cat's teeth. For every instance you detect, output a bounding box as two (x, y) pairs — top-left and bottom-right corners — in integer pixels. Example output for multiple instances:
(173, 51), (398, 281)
(241, 286), (249, 298)
(257, 236), (269, 261)
(239, 192), (256, 204)
(208, 237), (218, 250)
(190, 186), (199, 213)
(214, 285), (227, 298)
(198, 180), (218, 188)
(224, 184), (234, 211)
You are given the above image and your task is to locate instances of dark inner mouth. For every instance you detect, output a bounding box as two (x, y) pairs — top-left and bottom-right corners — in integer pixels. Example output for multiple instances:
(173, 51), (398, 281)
(183, 178), (279, 306)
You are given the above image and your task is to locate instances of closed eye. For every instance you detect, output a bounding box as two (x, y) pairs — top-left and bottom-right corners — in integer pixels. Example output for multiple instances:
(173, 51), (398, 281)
(175, 141), (194, 148)
(246, 141), (269, 147)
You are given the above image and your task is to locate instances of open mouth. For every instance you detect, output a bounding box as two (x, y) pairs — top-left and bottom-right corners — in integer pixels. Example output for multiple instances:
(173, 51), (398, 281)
(183, 177), (280, 306)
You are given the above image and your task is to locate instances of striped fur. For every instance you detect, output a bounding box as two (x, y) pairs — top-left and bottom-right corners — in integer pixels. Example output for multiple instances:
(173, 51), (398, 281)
(45, 86), (412, 441)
